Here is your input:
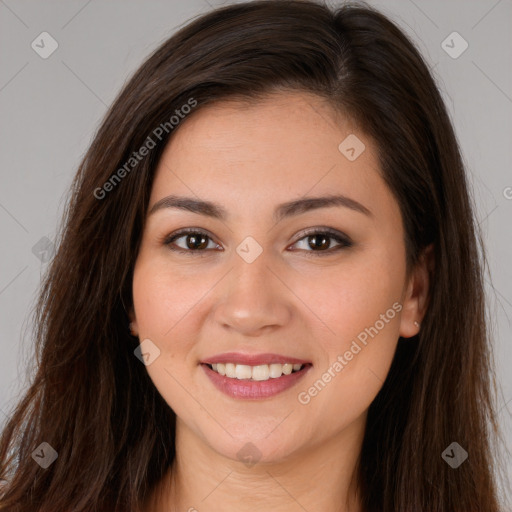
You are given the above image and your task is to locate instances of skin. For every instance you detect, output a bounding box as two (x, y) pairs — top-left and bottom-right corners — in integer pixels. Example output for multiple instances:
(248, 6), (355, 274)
(129, 91), (432, 512)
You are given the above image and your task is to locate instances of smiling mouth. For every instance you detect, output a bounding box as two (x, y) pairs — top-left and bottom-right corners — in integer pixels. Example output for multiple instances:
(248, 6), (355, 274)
(203, 362), (311, 381)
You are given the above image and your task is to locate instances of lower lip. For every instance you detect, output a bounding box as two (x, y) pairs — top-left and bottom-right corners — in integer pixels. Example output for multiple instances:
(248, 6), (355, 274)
(201, 363), (312, 400)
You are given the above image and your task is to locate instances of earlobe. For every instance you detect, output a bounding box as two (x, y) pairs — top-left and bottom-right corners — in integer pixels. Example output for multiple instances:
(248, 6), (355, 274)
(128, 308), (139, 337)
(129, 322), (138, 337)
(399, 244), (434, 338)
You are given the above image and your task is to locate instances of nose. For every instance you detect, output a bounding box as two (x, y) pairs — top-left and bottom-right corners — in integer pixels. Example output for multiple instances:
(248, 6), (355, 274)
(213, 248), (292, 337)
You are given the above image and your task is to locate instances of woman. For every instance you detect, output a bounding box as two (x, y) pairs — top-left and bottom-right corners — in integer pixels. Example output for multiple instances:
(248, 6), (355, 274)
(0, 1), (507, 511)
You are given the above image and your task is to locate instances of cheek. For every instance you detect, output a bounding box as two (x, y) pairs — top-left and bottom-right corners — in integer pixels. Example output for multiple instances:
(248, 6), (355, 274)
(131, 258), (204, 415)
(132, 256), (208, 341)
(295, 248), (404, 424)
(294, 247), (405, 353)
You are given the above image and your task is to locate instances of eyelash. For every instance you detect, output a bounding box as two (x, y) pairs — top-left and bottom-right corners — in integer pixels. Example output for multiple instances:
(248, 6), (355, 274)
(163, 227), (353, 257)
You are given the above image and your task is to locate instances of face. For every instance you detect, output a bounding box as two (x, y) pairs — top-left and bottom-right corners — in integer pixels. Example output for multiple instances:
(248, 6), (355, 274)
(130, 91), (422, 464)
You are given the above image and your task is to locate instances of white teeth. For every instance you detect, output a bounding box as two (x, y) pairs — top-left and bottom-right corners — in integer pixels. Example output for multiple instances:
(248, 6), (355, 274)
(269, 363), (283, 378)
(225, 363), (236, 378)
(208, 362), (305, 381)
(282, 363), (293, 375)
(235, 364), (252, 380)
(252, 365), (270, 381)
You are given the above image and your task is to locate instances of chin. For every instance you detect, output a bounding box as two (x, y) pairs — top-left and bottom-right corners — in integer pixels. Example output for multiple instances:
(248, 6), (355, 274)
(199, 425), (304, 467)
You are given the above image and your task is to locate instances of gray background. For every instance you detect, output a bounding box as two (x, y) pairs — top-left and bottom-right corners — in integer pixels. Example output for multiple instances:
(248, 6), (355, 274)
(1, 0), (511, 504)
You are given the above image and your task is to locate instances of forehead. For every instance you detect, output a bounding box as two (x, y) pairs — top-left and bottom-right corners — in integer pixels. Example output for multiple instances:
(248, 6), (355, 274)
(149, 92), (398, 227)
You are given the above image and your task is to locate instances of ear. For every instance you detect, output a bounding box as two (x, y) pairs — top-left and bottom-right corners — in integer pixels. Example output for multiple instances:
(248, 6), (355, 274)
(128, 306), (139, 337)
(399, 243), (434, 338)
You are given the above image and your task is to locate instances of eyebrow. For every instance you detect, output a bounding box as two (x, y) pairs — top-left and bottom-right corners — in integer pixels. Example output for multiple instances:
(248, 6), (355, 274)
(148, 193), (372, 222)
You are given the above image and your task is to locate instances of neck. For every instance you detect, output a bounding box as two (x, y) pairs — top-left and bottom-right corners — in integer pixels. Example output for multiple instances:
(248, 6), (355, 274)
(149, 413), (366, 512)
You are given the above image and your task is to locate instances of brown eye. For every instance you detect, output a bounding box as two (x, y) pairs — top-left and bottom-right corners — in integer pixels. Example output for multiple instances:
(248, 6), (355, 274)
(164, 229), (219, 253)
(306, 233), (331, 251)
(182, 233), (209, 250)
(291, 229), (352, 254)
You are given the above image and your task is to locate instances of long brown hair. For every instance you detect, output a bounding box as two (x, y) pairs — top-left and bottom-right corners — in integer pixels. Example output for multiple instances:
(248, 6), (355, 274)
(0, 1), (508, 510)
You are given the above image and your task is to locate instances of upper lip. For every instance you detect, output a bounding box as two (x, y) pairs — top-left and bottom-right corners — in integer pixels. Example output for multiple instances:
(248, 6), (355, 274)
(201, 352), (311, 366)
